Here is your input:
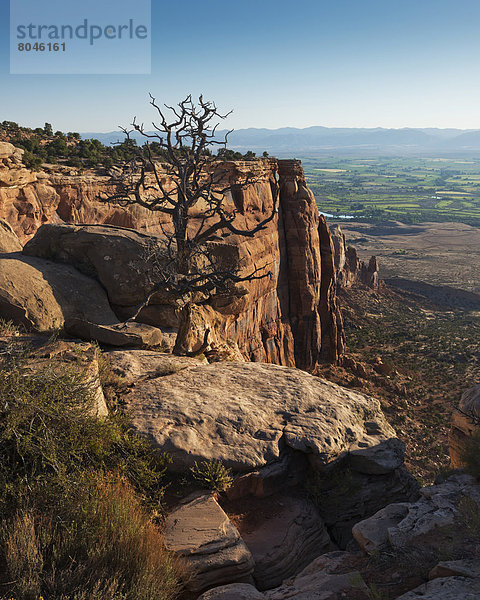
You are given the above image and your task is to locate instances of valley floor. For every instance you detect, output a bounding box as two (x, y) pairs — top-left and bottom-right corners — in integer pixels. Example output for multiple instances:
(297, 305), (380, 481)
(316, 283), (480, 484)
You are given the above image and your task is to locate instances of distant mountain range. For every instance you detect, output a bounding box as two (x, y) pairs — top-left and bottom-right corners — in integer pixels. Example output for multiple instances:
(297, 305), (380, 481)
(80, 126), (480, 156)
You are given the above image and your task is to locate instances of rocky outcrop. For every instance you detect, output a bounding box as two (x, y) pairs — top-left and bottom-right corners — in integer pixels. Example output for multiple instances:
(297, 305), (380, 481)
(0, 218), (22, 253)
(198, 552), (370, 599)
(163, 494), (254, 593)
(353, 473), (480, 553)
(23, 223), (164, 307)
(352, 502), (410, 553)
(395, 576), (480, 599)
(449, 383), (480, 468)
(241, 494), (334, 590)
(331, 225), (379, 289)
(429, 559), (480, 580)
(124, 359), (418, 552)
(121, 360), (404, 473)
(277, 161), (342, 366)
(105, 349), (201, 383)
(0, 253), (117, 331)
(1, 145), (344, 368)
(318, 215), (345, 361)
(0, 142), (61, 239)
(0, 252), (166, 347)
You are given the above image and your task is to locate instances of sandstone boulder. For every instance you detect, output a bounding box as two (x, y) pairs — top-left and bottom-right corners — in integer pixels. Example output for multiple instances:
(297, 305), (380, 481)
(449, 383), (480, 468)
(263, 552), (368, 599)
(163, 494), (254, 593)
(242, 495), (334, 590)
(0, 253), (117, 332)
(395, 576), (480, 599)
(355, 473), (480, 552)
(388, 473), (480, 549)
(0, 254), (164, 347)
(123, 361), (403, 473)
(23, 223), (161, 306)
(0, 218), (22, 253)
(352, 502), (410, 553)
(429, 559), (480, 580)
(66, 319), (165, 348)
(199, 552), (369, 599)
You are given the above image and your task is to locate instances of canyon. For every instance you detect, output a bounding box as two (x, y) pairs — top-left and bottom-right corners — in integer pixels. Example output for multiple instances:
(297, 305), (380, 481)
(1, 140), (479, 600)
(0, 141), (358, 368)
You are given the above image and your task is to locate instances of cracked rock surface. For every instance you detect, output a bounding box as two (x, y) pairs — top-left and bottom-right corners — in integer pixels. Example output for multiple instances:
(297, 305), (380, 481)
(123, 361), (404, 473)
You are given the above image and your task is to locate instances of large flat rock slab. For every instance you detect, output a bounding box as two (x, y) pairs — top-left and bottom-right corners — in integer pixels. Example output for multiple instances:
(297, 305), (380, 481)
(164, 494), (254, 593)
(105, 349), (202, 385)
(125, 361), (404, 473)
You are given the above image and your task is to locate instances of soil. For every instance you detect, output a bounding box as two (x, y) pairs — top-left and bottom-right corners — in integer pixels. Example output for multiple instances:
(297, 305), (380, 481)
(338, 220), (480, 293)
(316, 282), (480, 484)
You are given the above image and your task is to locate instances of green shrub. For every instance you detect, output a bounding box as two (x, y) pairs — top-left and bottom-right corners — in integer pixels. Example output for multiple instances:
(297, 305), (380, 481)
(0, 351), (169, 516)
(22, 150), (43, 171)
(0, 345), (182, 599)
(190, 459), (233, 492)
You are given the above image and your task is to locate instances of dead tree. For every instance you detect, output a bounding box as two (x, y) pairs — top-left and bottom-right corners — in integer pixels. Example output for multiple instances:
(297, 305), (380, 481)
(100, 94), (278, 355)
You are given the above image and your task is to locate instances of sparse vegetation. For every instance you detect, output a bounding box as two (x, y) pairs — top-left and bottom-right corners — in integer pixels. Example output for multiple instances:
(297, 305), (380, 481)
(0, 120), (266, 173)
(322, 285), (480, 482)
(2, 476), (183, 600)
(190, 459), (233, 493)
(0, 339), (182, 600)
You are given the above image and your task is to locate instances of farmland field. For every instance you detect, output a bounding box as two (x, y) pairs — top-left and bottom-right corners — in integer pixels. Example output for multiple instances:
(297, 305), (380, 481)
(301, 155), (480, 225)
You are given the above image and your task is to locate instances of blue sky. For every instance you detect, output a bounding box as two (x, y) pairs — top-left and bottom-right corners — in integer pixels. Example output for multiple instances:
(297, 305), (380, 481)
(1, 0), (480, 131)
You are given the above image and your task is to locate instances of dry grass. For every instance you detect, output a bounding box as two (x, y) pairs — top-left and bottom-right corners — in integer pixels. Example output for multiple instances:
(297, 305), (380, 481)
(2, 476), (184, 600)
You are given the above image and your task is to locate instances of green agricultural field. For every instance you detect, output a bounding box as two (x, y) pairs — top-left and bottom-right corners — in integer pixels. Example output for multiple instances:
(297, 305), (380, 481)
(301, 155), (480, 225)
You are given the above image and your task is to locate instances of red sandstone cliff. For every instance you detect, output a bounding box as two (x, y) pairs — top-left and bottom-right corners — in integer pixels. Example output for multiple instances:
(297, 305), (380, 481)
(331, 225), (379, 290)
(0, 142), (344, 368)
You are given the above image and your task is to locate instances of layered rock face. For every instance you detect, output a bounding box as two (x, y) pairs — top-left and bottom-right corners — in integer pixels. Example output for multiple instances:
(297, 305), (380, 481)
(0, 143), (60, 238)
(331, 224), (379, 289)
(2, 147), (345, 368)
(163, 494), (255, 593)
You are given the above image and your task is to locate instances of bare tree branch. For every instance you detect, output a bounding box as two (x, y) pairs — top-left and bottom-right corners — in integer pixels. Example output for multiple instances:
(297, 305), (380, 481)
(99, 94), (277, 355)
